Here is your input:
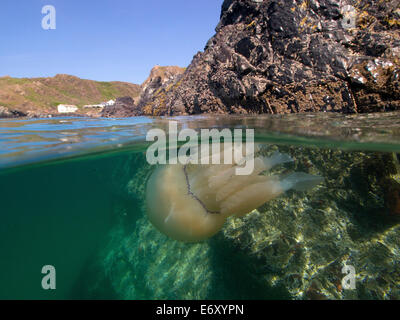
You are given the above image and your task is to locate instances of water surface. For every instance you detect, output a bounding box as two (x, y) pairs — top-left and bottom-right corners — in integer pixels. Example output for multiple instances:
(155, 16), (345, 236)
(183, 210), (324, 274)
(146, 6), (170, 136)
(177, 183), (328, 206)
(0, 112), (399, 299)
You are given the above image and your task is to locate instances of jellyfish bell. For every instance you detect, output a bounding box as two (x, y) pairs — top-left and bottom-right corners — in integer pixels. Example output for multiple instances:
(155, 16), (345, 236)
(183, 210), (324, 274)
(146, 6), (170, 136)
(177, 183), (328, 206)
(146, 164), (227, 242)
(146, 148), (324, 242)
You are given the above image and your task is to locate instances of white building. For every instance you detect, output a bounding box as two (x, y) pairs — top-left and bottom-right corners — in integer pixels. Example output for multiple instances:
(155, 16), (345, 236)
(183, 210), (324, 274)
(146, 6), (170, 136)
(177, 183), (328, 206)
(57, 104), (78, 113)
(83, 100), (115, 109)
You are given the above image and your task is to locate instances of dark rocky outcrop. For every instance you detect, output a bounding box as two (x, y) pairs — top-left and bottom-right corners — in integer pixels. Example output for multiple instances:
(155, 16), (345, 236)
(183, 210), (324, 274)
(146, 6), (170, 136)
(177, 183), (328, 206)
(141, 0), (400, 115)
(101, 96), (139, 118)
(0, 106), (27, 118)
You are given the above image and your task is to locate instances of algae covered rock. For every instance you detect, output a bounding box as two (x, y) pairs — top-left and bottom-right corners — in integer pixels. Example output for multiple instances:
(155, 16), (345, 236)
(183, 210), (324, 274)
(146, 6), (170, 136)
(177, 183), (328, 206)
(101, 216), (213, 299)
(222, 147), (400, 299)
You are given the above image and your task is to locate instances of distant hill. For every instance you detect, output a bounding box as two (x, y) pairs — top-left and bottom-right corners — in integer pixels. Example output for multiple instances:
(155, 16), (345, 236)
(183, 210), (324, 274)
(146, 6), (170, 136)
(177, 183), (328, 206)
(0, 74), (141, 115)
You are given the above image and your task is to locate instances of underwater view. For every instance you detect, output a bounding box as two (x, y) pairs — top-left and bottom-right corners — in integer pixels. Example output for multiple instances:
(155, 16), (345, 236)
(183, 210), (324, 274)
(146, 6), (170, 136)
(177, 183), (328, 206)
(0, 112), (399, 300)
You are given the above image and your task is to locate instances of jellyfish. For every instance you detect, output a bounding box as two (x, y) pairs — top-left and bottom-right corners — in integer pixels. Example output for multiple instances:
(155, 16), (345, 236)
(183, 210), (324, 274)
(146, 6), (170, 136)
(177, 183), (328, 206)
(146, 146), (323, 242)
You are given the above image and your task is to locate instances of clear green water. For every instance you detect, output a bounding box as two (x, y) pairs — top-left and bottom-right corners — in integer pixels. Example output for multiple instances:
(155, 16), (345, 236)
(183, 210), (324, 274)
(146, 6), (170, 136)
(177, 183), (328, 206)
(0, 113), (399, 300)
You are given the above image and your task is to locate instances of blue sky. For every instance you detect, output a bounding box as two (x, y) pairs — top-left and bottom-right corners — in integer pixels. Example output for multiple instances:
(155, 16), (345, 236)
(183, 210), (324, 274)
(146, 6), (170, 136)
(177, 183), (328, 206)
(0, 0), (223, 84)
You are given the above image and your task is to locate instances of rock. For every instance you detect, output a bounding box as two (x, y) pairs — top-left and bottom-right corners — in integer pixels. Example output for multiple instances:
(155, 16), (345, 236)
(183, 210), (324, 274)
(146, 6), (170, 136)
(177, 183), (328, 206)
(136, 66), (185, 115)
(0, 106), (26, 118)
(100, 66), (185, 117)
(100, 96), (138, 118)
(141, 0), (400, 115)
(0, 106), (12, 118)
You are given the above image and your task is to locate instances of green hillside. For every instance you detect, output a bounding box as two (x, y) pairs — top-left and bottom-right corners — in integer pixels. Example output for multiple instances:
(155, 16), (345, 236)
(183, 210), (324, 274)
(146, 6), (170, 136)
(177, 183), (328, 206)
(0, 74), (141, 114)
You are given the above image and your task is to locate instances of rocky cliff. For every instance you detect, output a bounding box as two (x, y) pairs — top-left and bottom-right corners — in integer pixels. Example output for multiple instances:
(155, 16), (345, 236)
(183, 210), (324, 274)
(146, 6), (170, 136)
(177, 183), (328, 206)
(141, 0), (400, 116)
(101, 65), (185, 117)
(139, 66), (185, 104)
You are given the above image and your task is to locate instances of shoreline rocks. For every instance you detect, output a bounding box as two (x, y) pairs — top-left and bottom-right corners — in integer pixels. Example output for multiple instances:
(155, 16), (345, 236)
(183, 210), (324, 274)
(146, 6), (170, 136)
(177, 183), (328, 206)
(101, 96), (139, 118)
(0, 106), (27, 118)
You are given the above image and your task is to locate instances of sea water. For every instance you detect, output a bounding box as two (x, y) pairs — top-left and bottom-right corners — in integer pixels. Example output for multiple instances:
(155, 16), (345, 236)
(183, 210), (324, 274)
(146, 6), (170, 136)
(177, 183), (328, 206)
(0, 113), (399, 300)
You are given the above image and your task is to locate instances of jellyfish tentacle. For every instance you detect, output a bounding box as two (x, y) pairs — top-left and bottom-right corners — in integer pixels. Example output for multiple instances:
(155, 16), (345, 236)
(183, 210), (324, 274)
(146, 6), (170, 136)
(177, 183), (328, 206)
(220, 177), (283, 217)
(280, 172), (324, 192)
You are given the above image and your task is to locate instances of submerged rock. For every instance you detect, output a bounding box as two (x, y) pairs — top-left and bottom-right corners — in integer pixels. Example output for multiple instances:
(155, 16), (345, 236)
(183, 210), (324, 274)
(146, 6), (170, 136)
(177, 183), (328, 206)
(95, 147), (400, 300)
(222, 148), (400, 300)
(142, 0), (400, 115)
